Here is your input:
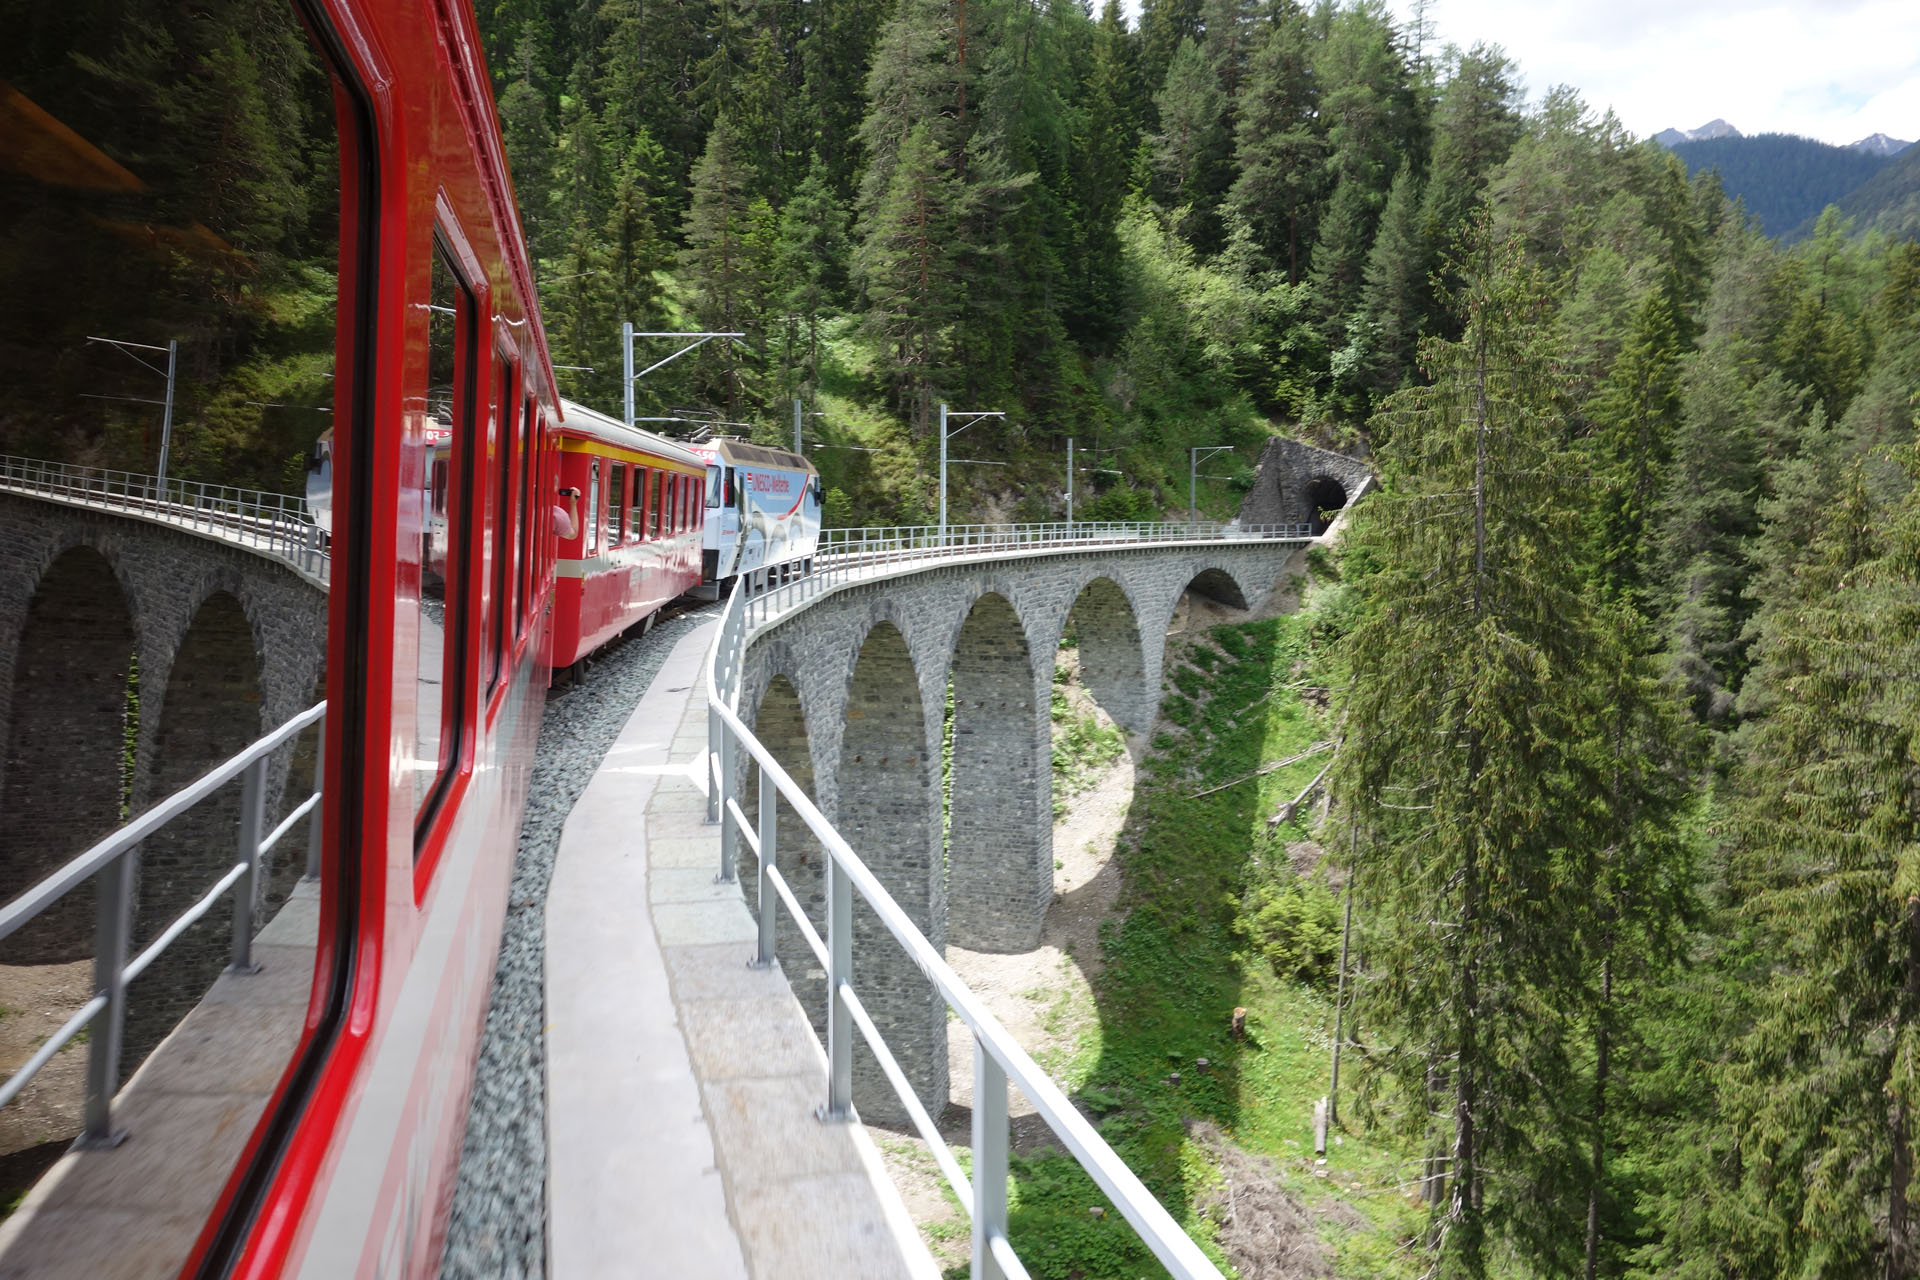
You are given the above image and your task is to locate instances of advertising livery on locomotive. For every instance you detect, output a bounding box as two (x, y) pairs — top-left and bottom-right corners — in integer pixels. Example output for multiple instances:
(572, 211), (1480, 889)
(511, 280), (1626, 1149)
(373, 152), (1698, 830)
(691, 438), (823, 590)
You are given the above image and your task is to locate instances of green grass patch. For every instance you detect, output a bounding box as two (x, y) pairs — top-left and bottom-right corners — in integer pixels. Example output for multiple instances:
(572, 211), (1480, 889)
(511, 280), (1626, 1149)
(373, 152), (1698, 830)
(997, 613), (1424, 1278)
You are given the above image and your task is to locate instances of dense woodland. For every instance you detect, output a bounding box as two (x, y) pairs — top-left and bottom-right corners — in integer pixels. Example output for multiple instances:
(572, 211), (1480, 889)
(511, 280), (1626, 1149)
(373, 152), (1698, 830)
(1668, 132), (1896, 239)
(471, 0), (1920, 1273)
(7, 0), (1920, 1273)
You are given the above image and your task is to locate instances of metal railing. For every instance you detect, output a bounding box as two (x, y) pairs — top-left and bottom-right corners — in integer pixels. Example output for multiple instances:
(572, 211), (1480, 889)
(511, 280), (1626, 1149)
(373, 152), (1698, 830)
(703, 530), (1265, 1278)
(721, 519), (1317, 629)
(0, 455), (329, 584)
(0, 703), (326, 1145)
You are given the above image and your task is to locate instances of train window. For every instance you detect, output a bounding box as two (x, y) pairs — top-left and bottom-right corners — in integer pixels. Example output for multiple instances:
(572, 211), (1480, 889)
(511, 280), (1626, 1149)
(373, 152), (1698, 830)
(489, 353), (513, 693)
(706, 467), (723, 508)
(585, 459), (600, 557)
(607, 462), (626, 544)
(629, 466), (648, 538)
(0, 2), (357, 1253)
(515, 396), (534, 639)
(675, 474), (688, 533)
(650, 469), (665, 539)
(416, 241), (474, 831)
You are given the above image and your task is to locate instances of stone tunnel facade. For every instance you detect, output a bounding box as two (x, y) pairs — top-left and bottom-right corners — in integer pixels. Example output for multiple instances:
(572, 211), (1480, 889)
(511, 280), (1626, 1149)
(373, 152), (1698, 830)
(729, 539), (1306, 1122)
(0, 491), (328, 1068)
(1237, 437), (1373, 533)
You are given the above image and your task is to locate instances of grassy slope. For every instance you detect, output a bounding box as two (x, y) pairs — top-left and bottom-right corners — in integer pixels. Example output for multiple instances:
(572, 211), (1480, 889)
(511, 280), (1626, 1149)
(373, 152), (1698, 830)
(1000, 610), (1421, 1279)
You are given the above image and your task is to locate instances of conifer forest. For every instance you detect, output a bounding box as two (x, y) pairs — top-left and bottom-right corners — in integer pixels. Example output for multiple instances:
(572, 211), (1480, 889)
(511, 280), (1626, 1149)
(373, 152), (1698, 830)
(6, 0), (1920, 1273)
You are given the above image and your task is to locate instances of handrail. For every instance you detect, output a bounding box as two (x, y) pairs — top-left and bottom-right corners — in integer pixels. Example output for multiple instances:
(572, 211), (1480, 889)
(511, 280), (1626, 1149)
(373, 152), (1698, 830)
(701, 528), (1276, 1278)
(0, 454), (330, 584)
(0, 701), (327, 1144)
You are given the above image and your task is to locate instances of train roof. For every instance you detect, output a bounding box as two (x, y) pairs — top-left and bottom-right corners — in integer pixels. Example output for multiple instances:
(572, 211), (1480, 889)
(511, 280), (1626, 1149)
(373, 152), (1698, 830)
(705, 437), (818, 475)
(557, 398), (708, 469)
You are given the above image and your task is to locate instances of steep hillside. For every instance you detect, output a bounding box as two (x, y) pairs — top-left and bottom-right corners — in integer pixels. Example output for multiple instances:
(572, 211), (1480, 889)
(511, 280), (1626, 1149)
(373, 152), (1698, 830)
(1669, 132), (1891, 237)
(1808, 138), (1920, 241)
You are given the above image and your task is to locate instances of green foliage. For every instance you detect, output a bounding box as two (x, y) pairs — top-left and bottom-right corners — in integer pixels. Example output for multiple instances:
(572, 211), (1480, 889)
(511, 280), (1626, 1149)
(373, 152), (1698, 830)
(1237, 878), (1341, 984)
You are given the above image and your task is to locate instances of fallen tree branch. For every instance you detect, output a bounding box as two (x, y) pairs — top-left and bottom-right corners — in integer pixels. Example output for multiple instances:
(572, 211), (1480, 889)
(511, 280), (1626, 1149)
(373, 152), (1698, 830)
(1268, 757), (1336, 829)
(1188, 740), (1335, 799)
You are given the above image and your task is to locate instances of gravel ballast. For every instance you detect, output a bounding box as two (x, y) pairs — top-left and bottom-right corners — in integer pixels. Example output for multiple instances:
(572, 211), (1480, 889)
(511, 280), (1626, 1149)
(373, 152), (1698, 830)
(439, 606), (716, 1280)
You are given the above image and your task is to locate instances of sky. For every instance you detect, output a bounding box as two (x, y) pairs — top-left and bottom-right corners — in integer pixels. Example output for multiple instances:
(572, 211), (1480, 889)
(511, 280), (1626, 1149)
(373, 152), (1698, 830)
(1376, 0), (1920, 146)
(1123, 0), (1920, 147)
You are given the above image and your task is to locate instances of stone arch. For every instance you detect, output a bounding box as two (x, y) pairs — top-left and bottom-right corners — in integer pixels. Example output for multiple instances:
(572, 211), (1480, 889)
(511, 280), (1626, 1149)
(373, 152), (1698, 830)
(0, 546), (138, 964)
(838, 620), (946, 1121)
(742, 673), (829, 1035)
(946, 591), (1050, 953)
(1182, 566), (1253, 611)
(125, 589), (264, 1077)
(1063, 576), (1149, 733)
(1306, 475), (1349, 534)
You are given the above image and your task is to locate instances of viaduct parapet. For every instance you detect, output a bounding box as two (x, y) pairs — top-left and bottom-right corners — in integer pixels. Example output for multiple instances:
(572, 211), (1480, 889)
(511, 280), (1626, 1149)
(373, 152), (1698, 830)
(727, 539), (1308, 1121)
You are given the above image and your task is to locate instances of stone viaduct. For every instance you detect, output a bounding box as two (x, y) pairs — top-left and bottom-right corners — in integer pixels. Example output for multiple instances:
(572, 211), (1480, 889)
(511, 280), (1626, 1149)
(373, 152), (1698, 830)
(0, 489), (328, 1067)
(725, 538), (1313, 1121)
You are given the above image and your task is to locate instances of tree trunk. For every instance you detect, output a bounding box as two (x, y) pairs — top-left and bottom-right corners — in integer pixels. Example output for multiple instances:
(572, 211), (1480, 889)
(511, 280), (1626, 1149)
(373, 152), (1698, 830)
(1890, 898), (1920, 1279)
(1585, 955), (1611, 1280)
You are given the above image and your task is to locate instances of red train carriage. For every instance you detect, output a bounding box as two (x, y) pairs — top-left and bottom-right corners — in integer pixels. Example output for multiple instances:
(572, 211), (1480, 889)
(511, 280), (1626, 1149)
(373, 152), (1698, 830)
(169, 1), (558, 1275)
(190, 2), (563, 1275)
(2, 0), (570, 1272)
(549, 400), (707, 673)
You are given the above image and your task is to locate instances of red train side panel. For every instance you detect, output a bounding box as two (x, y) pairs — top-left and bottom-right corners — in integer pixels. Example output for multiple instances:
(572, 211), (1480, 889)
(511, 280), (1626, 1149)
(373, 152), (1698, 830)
(548, 400), (707, 671)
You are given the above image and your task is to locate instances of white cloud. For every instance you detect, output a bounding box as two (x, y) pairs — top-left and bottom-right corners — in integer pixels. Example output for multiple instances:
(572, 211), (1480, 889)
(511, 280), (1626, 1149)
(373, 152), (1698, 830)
(1116, 0), (1920, 146)
(1397, 0), (1920, 144)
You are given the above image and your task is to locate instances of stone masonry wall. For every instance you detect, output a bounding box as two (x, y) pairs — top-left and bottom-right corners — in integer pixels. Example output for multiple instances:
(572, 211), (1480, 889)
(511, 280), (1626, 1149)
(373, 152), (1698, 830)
(1237, 438), (1373, 531)
(731, 540), (1297, 1120)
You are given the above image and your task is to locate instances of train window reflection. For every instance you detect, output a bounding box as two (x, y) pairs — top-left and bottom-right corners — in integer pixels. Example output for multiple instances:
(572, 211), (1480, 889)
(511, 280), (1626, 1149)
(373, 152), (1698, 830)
(416, 243), (470, 828)
(0, 0), (348, 1254)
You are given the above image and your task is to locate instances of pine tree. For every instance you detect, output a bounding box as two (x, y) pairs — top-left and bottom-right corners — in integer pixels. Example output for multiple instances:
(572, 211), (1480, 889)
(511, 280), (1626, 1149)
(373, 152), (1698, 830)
(1227, 0), (1322, 281)
(1150, 37), (1229, 249)
(1720, 459), (1920, 1277)
(775, 158), (852, 395)
(1357, 160), (1426, 395)
(853, 122), (967, 432)
(680, 115), (779, 418)
(1337, 230), (1681, 1274)
(1584, 288), (1684, 603)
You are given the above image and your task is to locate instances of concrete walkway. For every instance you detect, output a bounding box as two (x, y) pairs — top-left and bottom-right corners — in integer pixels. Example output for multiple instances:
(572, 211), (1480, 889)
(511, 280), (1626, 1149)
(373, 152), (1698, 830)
(545, 619), (935, 1280)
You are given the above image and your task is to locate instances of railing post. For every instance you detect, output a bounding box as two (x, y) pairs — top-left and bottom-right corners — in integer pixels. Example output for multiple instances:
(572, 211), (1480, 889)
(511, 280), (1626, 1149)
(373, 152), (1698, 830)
(717, 728), (738, 883)
(79, 848), (135, 1148)
(303, 718), (326, 881)
(705, 703), (722, 825)
(229, 757), (267, 973)
(753, 767), (777, 968)
(972, 1039), (1011, 1280)
(821, 855), (854, 1122)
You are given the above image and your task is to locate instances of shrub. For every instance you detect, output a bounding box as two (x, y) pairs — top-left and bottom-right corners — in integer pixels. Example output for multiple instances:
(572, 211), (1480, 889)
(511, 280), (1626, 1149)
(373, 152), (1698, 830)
(1238, 878), (1342, 986)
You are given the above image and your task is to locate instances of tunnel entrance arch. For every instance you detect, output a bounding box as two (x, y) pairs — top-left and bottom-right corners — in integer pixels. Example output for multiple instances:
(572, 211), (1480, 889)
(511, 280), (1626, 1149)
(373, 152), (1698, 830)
(1306, 476), (1349, 535)
(0, 546), (137, 964)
